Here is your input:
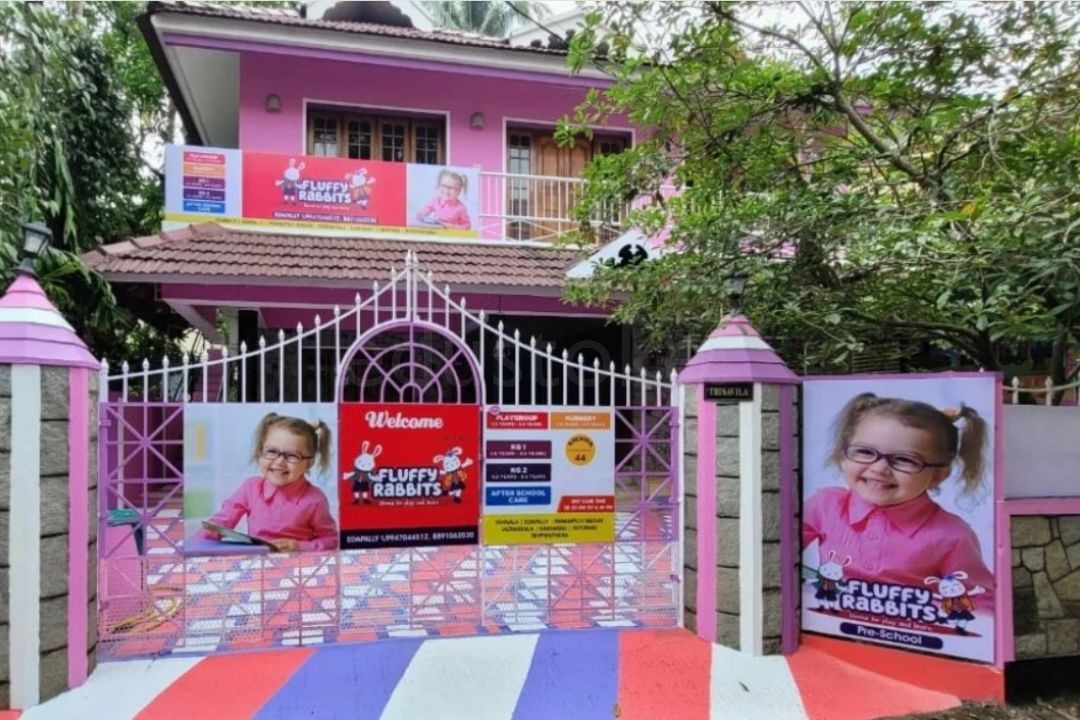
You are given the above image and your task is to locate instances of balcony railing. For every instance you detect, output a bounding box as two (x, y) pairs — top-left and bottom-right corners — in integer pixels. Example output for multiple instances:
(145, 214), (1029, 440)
(479, 172), (630, 244)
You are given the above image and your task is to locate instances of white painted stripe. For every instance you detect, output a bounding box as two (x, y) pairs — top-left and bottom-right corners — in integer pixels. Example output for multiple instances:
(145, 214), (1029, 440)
(11, 365), (41, 708)
(698, 335), (770, 352)
(20, 657), (203, 720)
(710, 645), (808, 720)
(381, 634), (539, 720)
(739, 385), (764, 655)
(0, 307), (72, 331)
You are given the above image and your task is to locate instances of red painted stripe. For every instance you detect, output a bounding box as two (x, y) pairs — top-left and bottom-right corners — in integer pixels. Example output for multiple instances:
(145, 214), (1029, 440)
(800, 634), (1004, 702)
(788, 646), (960, 720)
(617, 630), (711, 720)
(135, 648), (314, 720)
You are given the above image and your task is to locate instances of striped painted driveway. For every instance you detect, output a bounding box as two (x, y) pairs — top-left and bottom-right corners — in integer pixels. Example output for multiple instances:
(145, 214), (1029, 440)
(15, 629), (969, 720)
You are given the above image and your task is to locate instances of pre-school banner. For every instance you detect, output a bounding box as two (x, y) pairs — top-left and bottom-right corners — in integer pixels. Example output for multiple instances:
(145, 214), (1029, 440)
(801, 374), (998, 663)
(482, 407), (615, 544)
(338, 402), (481, 549)
(164, 144), (480, 238)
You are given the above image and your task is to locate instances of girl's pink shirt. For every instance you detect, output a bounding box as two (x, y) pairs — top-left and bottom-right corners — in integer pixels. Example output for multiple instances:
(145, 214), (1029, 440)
(417, 197), (471, 229)
(198, 476), (338, 551)
(803, 487), (994, 605)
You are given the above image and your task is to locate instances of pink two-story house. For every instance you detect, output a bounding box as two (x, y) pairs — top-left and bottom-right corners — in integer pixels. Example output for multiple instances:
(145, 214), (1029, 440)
(86, 1), (644, 378)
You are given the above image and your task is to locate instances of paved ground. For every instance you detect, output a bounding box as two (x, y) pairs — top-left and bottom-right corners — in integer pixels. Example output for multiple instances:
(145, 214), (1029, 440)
(885, 699), (1080, 719)
(8, 629), (970, 720)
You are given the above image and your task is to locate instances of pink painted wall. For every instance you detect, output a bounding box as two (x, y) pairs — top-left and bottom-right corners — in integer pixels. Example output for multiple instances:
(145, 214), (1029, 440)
(237, 52), (633, 170)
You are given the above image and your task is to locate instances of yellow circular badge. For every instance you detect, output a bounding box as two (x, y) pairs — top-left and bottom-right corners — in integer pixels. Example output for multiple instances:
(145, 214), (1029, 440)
(565, 433), (596, 466)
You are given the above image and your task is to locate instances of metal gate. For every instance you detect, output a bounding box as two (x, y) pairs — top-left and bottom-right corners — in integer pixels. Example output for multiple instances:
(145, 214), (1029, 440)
(96, 252), (682, 658)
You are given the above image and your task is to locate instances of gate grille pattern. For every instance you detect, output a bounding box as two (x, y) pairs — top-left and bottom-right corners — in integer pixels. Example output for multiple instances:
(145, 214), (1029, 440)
(97, 254), (681, 658)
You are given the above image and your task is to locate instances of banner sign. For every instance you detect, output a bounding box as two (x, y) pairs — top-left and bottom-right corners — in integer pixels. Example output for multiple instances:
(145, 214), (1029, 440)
(482, 407), (615, 544)
(801, 374), (998, 663)
(165, 145), (480, 238)
(182, 403), (339, 556)
(337, 402), (481, 549)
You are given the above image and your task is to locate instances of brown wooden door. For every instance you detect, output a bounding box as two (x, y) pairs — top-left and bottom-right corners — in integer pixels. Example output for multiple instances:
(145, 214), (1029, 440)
(529, 135), (591, 241)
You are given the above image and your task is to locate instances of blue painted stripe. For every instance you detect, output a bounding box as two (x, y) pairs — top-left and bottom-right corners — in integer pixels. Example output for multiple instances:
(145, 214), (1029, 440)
(511, 630), (620, 720)
(253, 639), (422, 720)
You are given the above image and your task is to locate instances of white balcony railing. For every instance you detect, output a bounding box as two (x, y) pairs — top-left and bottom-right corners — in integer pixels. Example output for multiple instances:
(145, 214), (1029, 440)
(478, 171), (630, 244)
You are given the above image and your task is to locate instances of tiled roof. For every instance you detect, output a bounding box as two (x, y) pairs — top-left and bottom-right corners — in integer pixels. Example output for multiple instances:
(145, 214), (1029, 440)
(145, 1), (567, 55)
(83, 224), (584, 288)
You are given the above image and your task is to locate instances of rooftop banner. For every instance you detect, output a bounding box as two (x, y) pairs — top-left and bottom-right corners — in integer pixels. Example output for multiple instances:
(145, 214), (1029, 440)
(164, 144), (480, 238)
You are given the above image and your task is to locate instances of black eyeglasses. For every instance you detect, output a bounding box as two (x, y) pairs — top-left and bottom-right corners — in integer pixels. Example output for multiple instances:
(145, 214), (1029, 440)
(843, 445), (948, 474)
(261, 448), (312, 465)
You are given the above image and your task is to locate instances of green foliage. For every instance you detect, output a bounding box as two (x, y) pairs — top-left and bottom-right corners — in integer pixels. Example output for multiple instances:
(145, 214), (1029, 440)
(0, 2), (179, 360)
(561, 2), (1080, 375)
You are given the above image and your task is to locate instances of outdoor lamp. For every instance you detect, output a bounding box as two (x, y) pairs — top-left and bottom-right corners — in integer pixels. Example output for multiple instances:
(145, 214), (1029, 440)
(724, 270), (749, 315)
(265, 93), (282, 113)
(19, 221), (52, 276)
(470, 111), (486, 129)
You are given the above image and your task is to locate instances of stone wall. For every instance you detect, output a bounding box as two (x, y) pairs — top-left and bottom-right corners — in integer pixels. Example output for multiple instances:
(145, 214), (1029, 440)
(758, 386), (784, 654)
(681, 384), (793, 654)
(1012, 515), (1080, 659)
(39, 366), (71, 701)
(714, 393), (743, 648)
(683, 387), (699, 634)
(0, 365), (98, 707)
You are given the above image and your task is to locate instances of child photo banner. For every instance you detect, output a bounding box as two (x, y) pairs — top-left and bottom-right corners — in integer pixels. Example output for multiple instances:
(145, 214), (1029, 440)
(183, 404), (340, 556)
(164, 144), (480, 238)
(801, 374), (998, 663)
(338, 402), (481, 549)
(481, 406), (616, 545)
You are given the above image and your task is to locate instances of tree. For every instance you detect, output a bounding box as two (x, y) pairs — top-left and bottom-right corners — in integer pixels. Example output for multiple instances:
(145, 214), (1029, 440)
(0, 3), (200, 363)
(559, 2), (1080, 380)
(425, 1), (546, 37)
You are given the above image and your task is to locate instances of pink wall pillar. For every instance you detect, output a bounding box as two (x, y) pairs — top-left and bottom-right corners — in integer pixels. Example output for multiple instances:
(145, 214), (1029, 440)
(678, 315), (800, 655)
(0, 274), (100, 708)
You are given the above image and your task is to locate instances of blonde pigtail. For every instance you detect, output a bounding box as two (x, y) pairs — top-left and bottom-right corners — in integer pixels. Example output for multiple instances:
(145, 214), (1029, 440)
(312, 420), (332, 472)
(953, 405), (987, 495)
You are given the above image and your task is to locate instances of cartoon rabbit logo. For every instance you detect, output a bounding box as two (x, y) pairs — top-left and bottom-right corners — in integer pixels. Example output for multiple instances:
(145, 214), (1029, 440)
(925, 571), (985, 635)
(344, 168), (376, 208)
(434, 447), (472, 504)
(276, 158), (305, 204)
(342, 441), (382, 505)
(813, 550), (852, 612)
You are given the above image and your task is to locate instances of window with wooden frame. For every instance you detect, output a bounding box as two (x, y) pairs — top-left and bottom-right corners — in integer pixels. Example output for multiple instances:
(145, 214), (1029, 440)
(593, 135), (629, 157)
(505, 128), (630, 179)
(306, 108), (445, 164)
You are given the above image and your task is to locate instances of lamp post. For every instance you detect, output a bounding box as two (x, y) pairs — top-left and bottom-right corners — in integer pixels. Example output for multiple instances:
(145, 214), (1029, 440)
(724, 269), (749, 315)
(18, 221), (52, 277)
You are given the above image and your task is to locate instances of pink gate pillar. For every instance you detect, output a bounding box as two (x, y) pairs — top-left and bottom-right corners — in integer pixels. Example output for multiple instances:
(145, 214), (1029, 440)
(0, 274), (99, 709)
(678, 314), (800, 656)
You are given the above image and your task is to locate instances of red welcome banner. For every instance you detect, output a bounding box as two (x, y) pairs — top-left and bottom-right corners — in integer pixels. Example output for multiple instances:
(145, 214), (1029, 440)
(243, 153), (407, 229)
(338, 403), (481, 549)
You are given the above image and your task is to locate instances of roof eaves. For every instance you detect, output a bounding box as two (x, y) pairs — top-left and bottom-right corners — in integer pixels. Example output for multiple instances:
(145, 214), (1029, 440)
(144, 1), (568, 57)
(138, 6), (205, 145)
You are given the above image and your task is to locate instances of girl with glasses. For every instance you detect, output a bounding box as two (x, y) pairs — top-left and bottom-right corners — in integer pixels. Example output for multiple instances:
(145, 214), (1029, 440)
(198, 412), (338, 552)
(414, 169), (472, 230)
(803, 392), (993, 625)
